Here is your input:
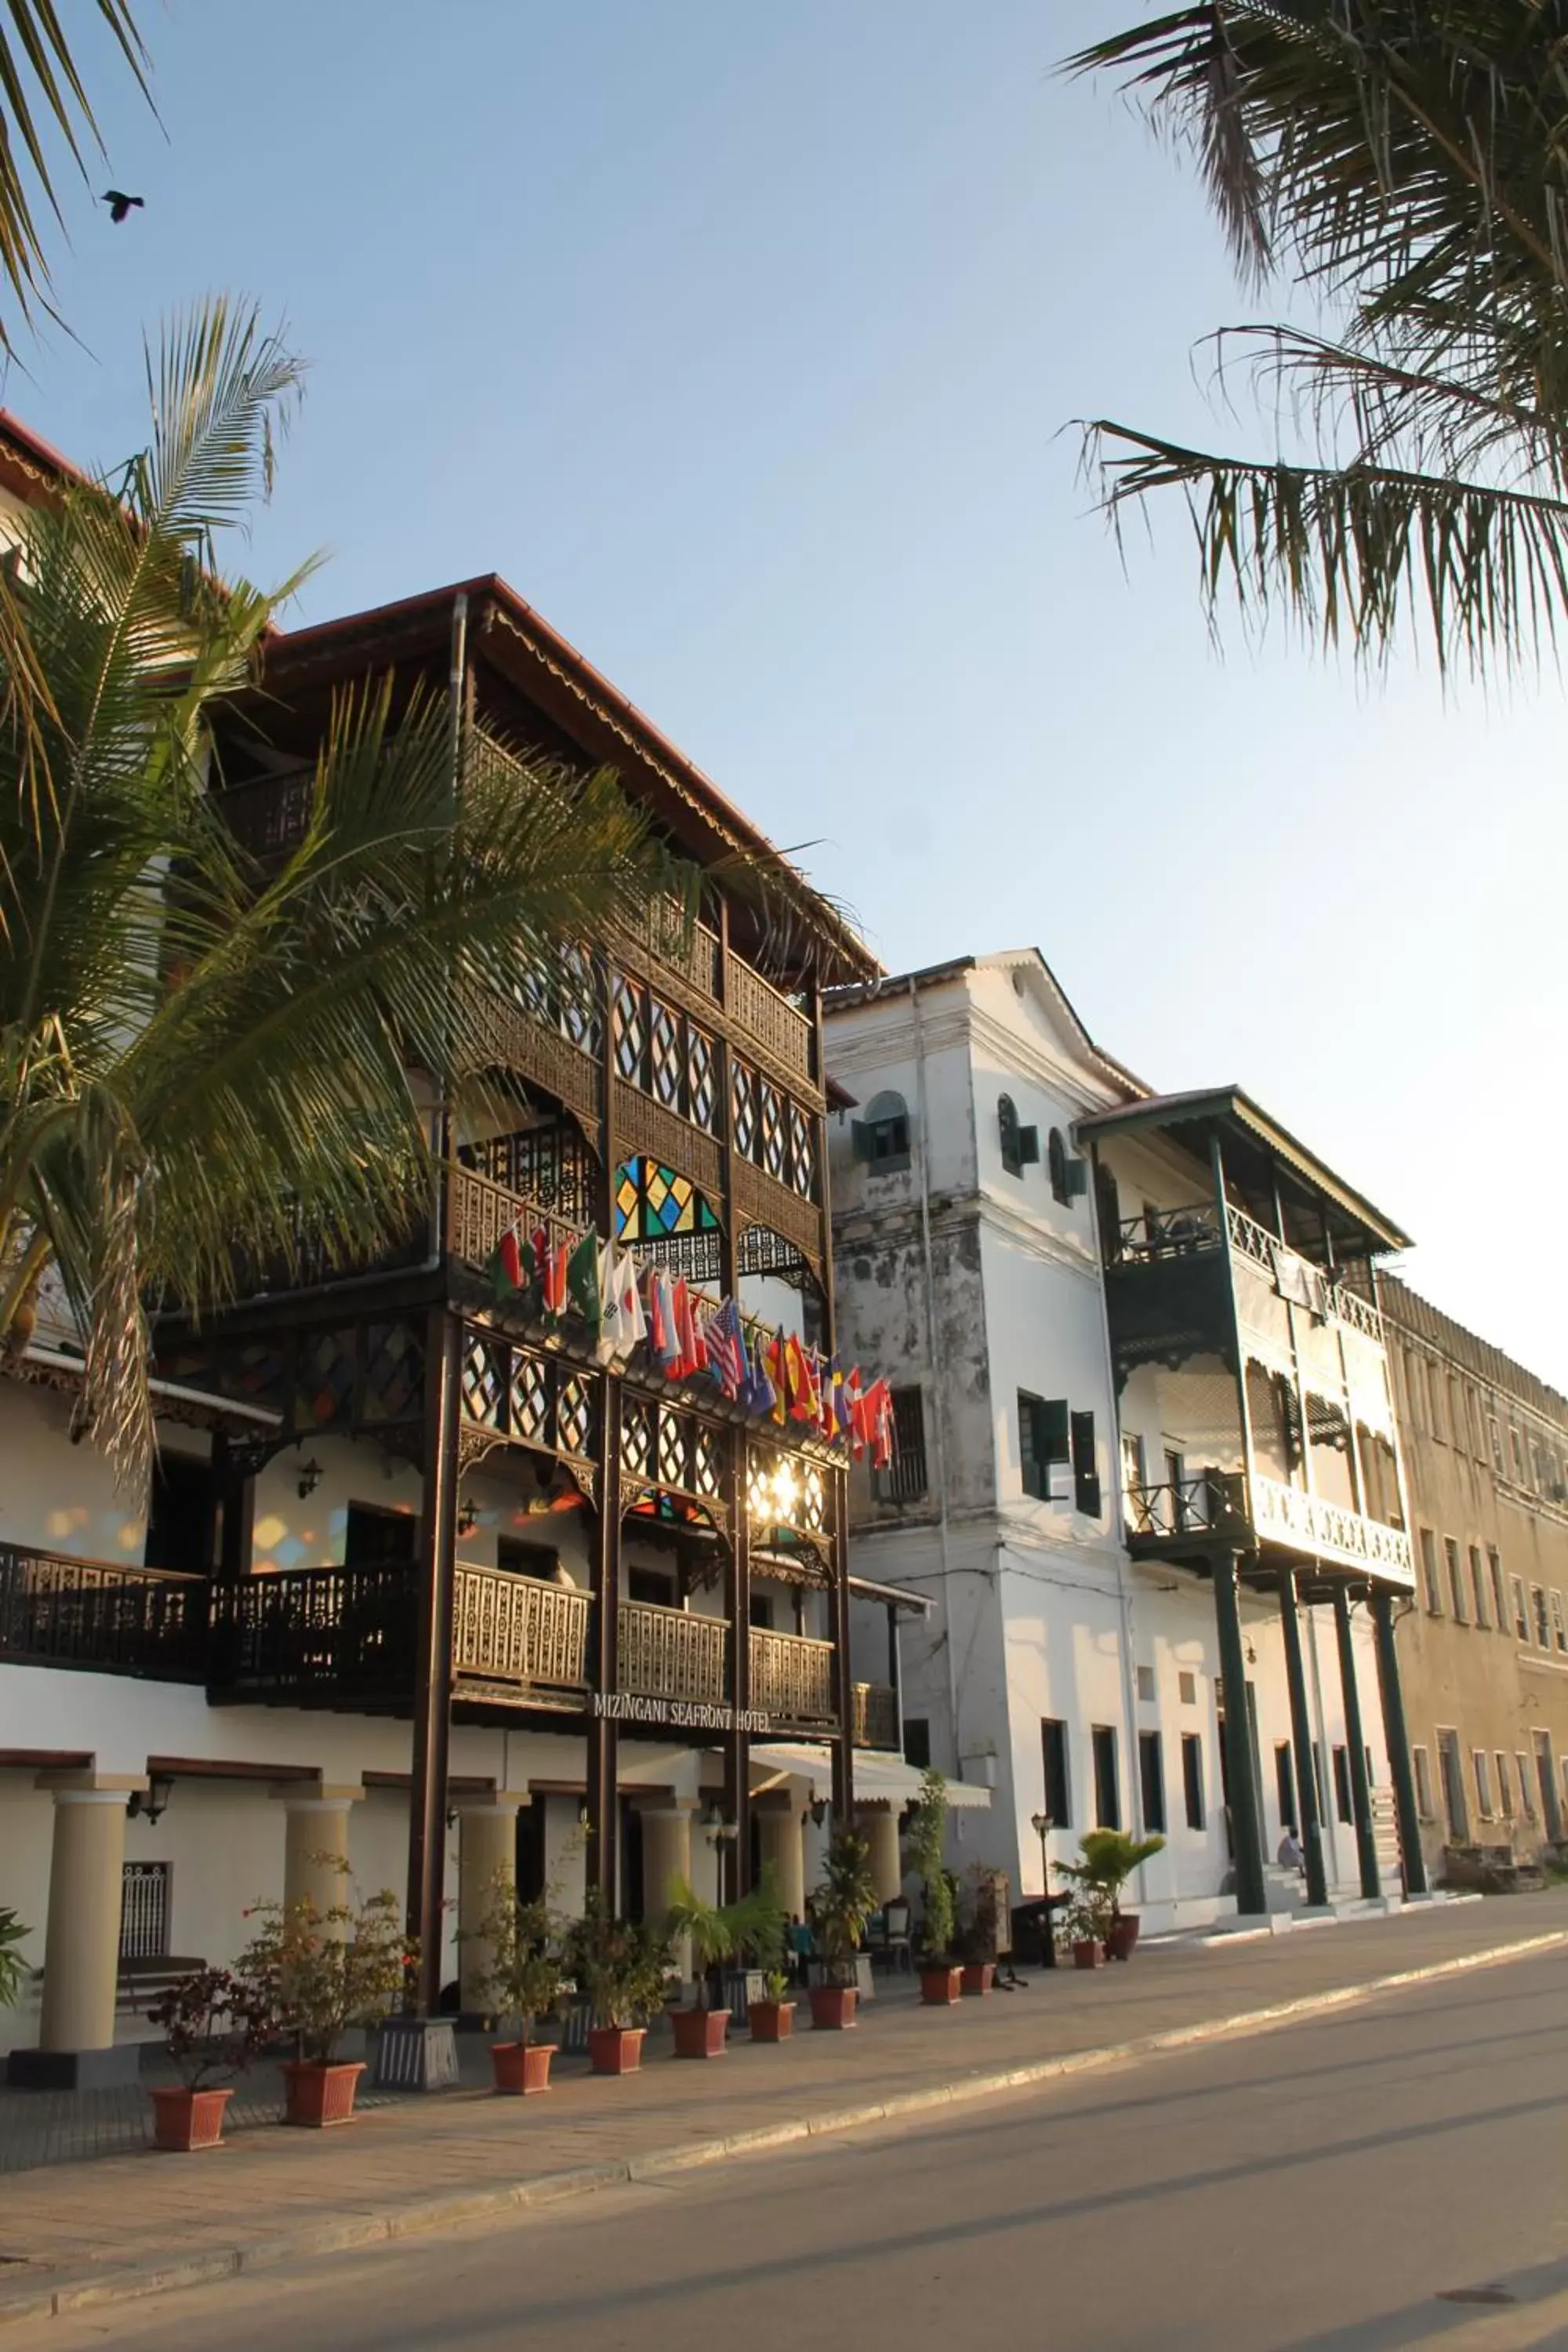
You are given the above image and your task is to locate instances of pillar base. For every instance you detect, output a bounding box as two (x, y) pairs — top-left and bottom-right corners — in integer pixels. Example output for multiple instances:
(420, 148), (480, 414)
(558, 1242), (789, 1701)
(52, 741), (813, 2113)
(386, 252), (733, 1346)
(7, 2042), (142, 2090)
(373, 2016), (459, 2092)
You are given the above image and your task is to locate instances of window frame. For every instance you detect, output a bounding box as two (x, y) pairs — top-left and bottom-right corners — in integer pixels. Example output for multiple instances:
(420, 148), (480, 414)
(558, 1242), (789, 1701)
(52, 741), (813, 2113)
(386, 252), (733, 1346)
(1419, 1528), (1443, 1615)
(1497, 1751), (1515, 1818)
(1472, 1749), (1494, 1819)
(1091, 1723), (1120, 1830)
(1411, 1745), (1436, 1820)
(1181, 1733), (1205, 1831)
(1445, 1536), (1468, 1622)
(1138, 1730), (1167, 1836)
(1040, 1717), (1071, 1828)
(1469, 1544), (1490, 1628)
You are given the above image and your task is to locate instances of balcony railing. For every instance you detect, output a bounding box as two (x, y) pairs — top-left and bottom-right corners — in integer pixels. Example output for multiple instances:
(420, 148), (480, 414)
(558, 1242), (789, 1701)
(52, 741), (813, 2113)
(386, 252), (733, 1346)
(0, 1545), (206, 1681)
(619, 1600), (728, 1705)
(1225, 1204), (1385, 1340)
(1250, 1474), (1414, 1583)
(724, 955), (815, 1085)
(452, 1566), (590, 1692)
(750, 1627), (835, 1726)
(1124, 1473), (1249, 1544)
(208, 1563), (417, 1697)
(1110, 1203), (1224, 1265)
(851, 1680), (899, 1751)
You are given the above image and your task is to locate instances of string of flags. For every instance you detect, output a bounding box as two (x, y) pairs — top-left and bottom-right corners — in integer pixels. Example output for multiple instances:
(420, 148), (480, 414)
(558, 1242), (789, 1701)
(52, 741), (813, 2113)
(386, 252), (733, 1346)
(487, 1218), (896, 1469)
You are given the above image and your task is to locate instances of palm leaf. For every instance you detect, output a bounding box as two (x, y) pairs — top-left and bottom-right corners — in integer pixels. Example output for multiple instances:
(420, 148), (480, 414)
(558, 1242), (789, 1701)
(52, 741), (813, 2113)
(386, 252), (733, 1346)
(0, 2), (151, 340)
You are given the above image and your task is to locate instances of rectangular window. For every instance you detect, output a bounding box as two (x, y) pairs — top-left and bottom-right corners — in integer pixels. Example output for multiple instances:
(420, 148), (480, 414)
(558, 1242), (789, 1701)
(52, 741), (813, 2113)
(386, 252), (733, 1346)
(1490, 1416), (1504, 1475)
(143, 1452), (212, 1576)
(874, 1386), (929, 1502)
(1181, 1733), (1204, 1830)
(1490, 1548), (1506, 1630)
(1511, 1427), (1526, 1483)
(1446, 1537), (1468, 1622)
(1420, 1529), (1442, 1615)
(1138, 1730), (1167, 1835)
(629, 1565), (677, 1606)
(1018, 1392), (1070, 1502)
(1470, 1546), (1490, 1628)
(1091, 1724), (1120, 1829)
(1519, 1753), (1537, 1820)
(343, 1501), (416, 1569)
(496, 1536), (561, 1580)
(1040, 1718), (1071, 1828)
(1472, 1750), (1494, 1818)
(1071, 1409), (1102, 1516)
(1412, 1746), (1436, 1820)
(1552, 1592), (1568, 1655)
(1512, 1577), (1530, 1642)
(1497, 1752), (1514, 1818)
(1332, 1745), (1353, 1825)
(1121, 1430), (1146, 1507)
(1403, 1352), (1425, 1431)
(1178, 1671), (1197, 1707)
(903, 1717), (931, 1769)
(748, 1593), (775, 1629)
(1135, 1664), (1156, 1704)
(1533, 1586), (1552, 1649)
(1274, 1742), (1297, 1831)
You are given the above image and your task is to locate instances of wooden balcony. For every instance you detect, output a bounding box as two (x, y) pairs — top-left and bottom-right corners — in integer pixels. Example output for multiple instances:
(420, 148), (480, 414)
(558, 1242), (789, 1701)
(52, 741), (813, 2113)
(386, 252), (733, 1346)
(750, 1627), (835, 1727)
(619, 1600), (728, 1705)
(0, 1544), (206, 1682)
(1124, 1472), (1414, 1590)
(851, 1681), (899, 1751)
(452, 1565), (590, 1694)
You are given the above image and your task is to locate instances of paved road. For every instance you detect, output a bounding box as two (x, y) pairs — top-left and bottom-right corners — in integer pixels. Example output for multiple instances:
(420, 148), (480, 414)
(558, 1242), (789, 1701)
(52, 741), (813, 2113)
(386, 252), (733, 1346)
(28, 1947), (1568, 2352)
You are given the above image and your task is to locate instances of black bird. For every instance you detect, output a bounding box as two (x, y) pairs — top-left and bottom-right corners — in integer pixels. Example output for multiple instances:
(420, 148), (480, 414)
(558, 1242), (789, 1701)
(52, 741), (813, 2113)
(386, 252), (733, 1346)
(102, 191), (143, 224)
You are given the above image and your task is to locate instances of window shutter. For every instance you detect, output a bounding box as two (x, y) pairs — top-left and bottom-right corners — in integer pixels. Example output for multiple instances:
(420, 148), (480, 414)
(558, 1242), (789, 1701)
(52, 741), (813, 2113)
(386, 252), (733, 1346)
(850, 1120), (871, 1163)
(1071, 1409), (1101, 1515)
(1018, 1125), (1040, 1165)
(1064, 1157), (1088, 1198)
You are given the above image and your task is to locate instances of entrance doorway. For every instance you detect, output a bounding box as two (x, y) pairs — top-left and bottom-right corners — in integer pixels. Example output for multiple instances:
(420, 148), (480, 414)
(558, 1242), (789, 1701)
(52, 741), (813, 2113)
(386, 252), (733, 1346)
(1534, 1732), (1562, 1841)
(1436, 1730), (1468, 1842)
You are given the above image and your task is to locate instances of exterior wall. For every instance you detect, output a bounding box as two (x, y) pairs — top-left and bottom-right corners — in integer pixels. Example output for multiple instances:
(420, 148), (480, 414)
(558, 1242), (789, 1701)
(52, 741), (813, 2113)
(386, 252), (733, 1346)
(1384, 1279), (1568, 1875)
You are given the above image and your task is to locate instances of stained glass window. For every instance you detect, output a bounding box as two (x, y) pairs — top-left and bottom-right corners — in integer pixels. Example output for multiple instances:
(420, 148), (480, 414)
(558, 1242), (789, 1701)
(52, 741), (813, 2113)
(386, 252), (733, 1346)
(614, 1156), (719, 1243)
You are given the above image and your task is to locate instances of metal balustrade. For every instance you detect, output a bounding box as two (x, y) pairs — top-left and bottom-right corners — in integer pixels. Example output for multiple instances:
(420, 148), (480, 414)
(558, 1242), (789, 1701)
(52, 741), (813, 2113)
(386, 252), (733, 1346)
(852, 1681), (899, 1751)
(1123, 1474), (1249, 1542)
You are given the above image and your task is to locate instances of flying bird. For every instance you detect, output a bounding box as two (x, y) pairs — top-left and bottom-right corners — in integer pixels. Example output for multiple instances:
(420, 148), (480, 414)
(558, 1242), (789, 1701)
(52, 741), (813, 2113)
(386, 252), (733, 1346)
(102, 191), (143, 224)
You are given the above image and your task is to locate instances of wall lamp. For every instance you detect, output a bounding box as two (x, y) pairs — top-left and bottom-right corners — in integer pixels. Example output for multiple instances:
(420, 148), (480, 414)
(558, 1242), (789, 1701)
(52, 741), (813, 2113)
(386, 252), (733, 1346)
(296, 1457), (324, 1501)
(127, 1773), (175, 1825)
(704, 1801), (739, 1850)
(457, 1494), (478, 1537)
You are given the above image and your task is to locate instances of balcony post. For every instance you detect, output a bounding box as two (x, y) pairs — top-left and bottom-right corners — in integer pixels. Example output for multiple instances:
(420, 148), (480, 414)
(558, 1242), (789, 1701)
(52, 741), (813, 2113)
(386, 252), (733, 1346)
(407, 1308), (461, 2013)
(6, 1772), (147, 2089)
(1333, 1587), (1383, 1900)
(1214, 1549), (1267, 1917)
(830, 1467), (855, 1824)
(586, 1374), (622, 1910)
(1278, 1568), (1329, 1907)
(724, 1429), (753, 1903)
(1370, 1587), (1428, 1897)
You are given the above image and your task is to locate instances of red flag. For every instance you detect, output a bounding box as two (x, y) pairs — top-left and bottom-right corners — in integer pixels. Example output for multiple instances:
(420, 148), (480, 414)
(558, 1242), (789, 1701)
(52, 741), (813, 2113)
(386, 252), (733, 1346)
(844, 1365), (866, 1458)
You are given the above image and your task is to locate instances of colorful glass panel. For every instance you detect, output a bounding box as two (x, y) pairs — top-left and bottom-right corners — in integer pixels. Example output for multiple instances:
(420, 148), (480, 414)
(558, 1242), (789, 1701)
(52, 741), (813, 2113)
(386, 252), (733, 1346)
(613, 1156), (719, 1242)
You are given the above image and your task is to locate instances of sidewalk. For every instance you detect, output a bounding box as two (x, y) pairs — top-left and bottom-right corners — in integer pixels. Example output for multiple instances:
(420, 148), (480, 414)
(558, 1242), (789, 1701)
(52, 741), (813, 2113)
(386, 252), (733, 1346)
(2, 1892), (1565, 2331)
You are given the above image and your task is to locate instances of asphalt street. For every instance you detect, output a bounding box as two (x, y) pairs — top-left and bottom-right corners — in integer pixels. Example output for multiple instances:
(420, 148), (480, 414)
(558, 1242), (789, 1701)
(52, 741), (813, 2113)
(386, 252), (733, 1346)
(27, 1946), (1568, 2352)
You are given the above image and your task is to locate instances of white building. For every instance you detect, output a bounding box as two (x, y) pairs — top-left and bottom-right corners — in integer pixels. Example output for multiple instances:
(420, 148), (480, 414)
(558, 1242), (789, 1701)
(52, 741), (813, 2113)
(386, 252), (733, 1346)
(826, 953), (1425, 1938)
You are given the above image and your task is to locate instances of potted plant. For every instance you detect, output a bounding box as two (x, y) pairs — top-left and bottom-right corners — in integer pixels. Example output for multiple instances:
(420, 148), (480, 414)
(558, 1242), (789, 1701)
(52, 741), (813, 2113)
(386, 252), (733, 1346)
(1059, 1896), (1105, 1969)
(238, 1880), (416, 2126)
(0, 1907), (28, 2013)
(663, 1881), (737, 2059)
(749, 1968), (796, 2043)
(470, 1876), (564, 2094)
(907, 1769), (960, 2005)
(955, 1866), (1006, 1994)
(731, 1872), (788, 2034)
(564, 1891), (671, 2074)
(1059, 1830), (1165, 1963)
(806, 1832), (877, 2029)
(146, 1965), (270, 2151)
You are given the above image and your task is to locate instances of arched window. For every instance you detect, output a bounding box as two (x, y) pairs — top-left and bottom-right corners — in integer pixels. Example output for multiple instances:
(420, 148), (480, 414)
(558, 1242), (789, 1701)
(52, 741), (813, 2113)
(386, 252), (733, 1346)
(851, 1090), (910, 1174)
(1048, 1127), (1069, 1203)
(999, 1096), (1039, 1180)
(614, 1156), (719, 1243)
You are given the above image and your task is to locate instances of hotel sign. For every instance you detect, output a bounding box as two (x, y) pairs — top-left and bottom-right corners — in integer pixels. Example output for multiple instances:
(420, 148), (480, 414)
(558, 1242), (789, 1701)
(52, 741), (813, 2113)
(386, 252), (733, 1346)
(590, 1693), (773, 1734)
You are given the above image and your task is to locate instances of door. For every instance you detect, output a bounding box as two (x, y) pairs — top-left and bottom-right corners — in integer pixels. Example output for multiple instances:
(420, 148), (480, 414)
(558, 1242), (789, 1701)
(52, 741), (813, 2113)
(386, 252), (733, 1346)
(1437, 1730), (1468, 1842)
(1534, 1732), (1562, 1841)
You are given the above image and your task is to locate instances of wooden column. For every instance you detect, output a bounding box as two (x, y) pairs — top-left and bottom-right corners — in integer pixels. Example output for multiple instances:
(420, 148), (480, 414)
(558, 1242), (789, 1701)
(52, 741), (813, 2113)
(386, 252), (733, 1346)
(407, 1308), (461, 2012)
(1278, 1566), (1329, 1906)
(724, 1427), (753, 1903)
(830, 1466), (854, 1824)
(586, 1373), (622, 1910)
(1370, 1588), (1428, 1897)
(1333, 1586), (1383, 1900)
(1214, 1550), (1266, 1916)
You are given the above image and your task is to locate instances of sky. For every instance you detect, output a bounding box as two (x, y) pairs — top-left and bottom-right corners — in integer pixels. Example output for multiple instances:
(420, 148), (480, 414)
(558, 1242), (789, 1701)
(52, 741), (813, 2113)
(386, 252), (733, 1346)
(13, 1), (1566, 1382)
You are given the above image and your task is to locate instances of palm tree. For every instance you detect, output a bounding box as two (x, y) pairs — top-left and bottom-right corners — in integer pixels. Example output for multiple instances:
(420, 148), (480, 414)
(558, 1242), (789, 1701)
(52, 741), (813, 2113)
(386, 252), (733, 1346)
(0, 296), (672, 1495)
(0, 4), (151, 339)
(1066, 5), (1568, 677)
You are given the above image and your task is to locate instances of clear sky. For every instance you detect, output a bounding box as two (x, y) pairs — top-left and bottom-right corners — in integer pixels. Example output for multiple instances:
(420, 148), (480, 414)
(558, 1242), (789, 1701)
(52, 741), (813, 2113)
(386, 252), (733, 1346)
(15, 1), (1566, 1381)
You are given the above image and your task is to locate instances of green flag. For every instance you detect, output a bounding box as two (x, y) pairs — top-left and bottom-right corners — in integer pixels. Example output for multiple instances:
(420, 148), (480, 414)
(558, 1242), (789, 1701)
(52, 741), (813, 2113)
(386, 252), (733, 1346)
(566, 1229), (601, 1340)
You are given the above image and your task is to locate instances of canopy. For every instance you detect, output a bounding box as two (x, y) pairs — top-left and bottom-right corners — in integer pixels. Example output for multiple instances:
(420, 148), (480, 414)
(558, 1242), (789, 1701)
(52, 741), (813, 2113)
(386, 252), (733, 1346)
(749, 1741), (991, 1809)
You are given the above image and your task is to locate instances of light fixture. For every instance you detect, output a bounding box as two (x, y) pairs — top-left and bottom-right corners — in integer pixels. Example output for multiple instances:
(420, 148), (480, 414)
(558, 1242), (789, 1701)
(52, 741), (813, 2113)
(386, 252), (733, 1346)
(749, 1455), (801, 1530)
(577, 1798), (591, 1828)
(704, 1800), (738, 1849)
(127, 1773), (175, 1826)
(1029, 1811), (1057, 1972)
(296, 1456), (323, 1500)
(457, 1494), (478, 1537)
(806, 1796), (828, 1830)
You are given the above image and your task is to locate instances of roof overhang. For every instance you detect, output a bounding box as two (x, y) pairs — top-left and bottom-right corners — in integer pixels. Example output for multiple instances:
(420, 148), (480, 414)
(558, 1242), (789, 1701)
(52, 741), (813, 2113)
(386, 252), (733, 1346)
(847, 1571), (933, 1617)
(750, 1740), (990, 1807)
(9, 1345), (284, 1437)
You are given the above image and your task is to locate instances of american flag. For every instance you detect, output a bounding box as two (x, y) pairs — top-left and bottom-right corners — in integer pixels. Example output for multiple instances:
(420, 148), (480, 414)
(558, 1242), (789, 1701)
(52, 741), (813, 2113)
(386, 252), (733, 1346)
(703, 1296), (747, 1400)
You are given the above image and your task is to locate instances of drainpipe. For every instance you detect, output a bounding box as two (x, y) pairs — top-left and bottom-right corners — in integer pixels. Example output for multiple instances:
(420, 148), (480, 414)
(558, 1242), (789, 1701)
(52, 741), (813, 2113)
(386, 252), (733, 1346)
(1084, 1120), (1149, 1891)
(909, 977), (961, 1788)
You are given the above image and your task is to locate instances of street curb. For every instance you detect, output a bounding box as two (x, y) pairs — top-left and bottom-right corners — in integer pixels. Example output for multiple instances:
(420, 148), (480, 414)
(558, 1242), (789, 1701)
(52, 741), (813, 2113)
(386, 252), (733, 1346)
(4, 1926), (1563, 2329)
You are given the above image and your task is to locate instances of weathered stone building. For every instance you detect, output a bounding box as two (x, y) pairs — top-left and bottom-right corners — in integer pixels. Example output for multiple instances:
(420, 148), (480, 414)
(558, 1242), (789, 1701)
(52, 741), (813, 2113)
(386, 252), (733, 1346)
(1382, 1279), (1568, 1881)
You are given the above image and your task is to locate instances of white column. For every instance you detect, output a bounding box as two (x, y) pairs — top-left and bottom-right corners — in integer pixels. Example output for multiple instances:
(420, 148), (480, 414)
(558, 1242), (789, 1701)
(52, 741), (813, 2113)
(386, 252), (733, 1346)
(272, 1783), (363, 1938)
(37, 1776), (143, 2054)
(637, 1800), (696, 1975)
(456, 1794), (529, 2014)
(756, 1797), (807, 1923)
(856, 1802), (903, 1904)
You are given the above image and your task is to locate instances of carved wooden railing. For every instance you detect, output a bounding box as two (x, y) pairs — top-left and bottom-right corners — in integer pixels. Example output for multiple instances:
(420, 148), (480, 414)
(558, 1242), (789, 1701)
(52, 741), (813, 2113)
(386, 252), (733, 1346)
(0, 1545), (207, 1680)
(619, 1600), (727, 1704)
(851, 1680), (899, 1751)
(1250, 1474), (1414, 1583)
(208, 1563), (418, 1695)
(452, 1566), (590, 1691)
(724, 955), (815, 1084)
(750, 1627), (835, 1726)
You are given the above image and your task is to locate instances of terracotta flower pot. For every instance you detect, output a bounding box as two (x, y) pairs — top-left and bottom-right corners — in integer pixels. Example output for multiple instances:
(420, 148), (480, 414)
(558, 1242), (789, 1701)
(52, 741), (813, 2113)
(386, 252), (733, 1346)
(960, 1964), (996, 1997)
(586, 2025), (646, 2076)
(808, 1984), (858, 2031)
(491, 2040), (554, 2095)
(749, 1999), (795, 2044)
(281, 2060), (365, 2127)
(1072, 1940), (1105, 1971)
(1106, 1915), (1141, 1962)
(149, 2085), (233, 2152)
(920, 1965), (963, 2006)
(671, 2006), (731, 2060)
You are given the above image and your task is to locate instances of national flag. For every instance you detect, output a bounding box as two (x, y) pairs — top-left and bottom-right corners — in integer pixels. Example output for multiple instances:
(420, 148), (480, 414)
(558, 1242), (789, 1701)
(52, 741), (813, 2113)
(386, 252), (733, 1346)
(596, 1241), (647, 1364)
(844, 1365), (866, 1457)
(650, 1269), (681, 1373)
(819, 1354), (844, 1443)
(566, 1228), (601, 1341)
(532, 1228), (568, 1317)
(764, 1331), (788, 1423)
(860, 1377), (895, 1471)
(705, 1297), (746, 1401)
(488, 1221), (524, 1299)
(744, 1334), (777, 1419)
(672, 1280), (705, 1381)
(782, 1334), (815, 1423)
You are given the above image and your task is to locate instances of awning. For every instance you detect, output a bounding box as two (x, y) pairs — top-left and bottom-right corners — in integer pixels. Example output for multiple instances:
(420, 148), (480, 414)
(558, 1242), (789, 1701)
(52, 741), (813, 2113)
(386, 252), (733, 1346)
(749, 1740), (991, 1809)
